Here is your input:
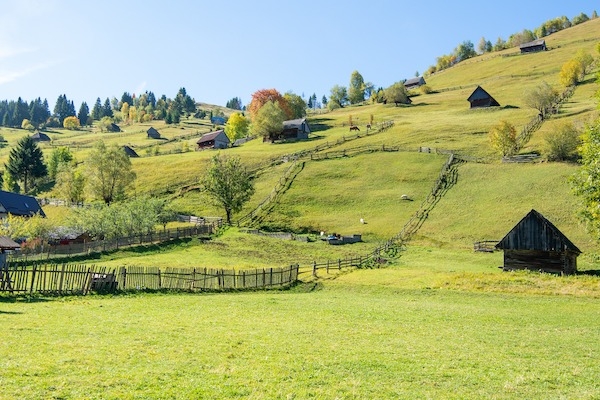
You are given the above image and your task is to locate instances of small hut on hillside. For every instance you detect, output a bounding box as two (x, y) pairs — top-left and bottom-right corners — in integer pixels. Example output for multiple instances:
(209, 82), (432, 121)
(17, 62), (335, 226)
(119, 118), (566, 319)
(495, 209), (581, 275)
(520, 39), (547, 54)
(197, 130), (230, 150)
(31, 132), (51, 142)
(404, 76), (426, 90)
(123, 145), (139, 158)
(107, 123), (121, 132)
(147, 127), (161, 139)
(467, 86), (500, 108)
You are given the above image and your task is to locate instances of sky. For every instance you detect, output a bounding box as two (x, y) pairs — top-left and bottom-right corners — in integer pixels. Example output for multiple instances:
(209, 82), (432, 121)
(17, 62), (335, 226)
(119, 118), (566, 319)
(0, 0), (596, 110)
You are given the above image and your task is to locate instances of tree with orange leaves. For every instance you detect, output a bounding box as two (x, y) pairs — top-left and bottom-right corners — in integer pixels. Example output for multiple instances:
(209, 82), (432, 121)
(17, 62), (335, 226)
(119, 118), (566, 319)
(247, 89), (292, 120)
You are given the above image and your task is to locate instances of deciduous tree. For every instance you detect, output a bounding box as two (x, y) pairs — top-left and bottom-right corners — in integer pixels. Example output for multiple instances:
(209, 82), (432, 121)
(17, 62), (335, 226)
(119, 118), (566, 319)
(48, 147), (74, 179)
(55, 164), (86, 204)
(523, 81), (557, 119)
(489, 120), (518, 157)
(63, 116), (81, 130)
(5, 135), (47, 193)
(86, 141), (136, 204)
(328, 85), (348, 110)
(571, 118), (600, 239)
(224, 112), (249, 142)
(283, 92), (307, 119)
(559, 59), (583, 87)
(250, 101), (285, 141)
(203, 154), (254, 224)
(384, 82), (410, 106)
(247, 89), (291, 120)
(544, 121), (581, 161)
(348, 70), (366, 104)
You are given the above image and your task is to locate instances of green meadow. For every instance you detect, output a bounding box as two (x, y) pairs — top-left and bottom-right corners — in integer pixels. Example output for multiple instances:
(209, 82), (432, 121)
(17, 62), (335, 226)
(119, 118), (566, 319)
(2, 17), (600, 399)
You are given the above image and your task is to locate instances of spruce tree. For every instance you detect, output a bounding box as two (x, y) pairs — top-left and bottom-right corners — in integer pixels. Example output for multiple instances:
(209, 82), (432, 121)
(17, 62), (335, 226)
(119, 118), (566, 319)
(5, 135), (47, 193)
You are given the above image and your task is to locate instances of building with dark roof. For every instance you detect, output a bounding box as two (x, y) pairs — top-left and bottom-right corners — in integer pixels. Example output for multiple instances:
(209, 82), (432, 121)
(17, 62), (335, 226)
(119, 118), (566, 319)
(147, 127), (161, 139)
(404, 76), (426, 90)
(0, 191), (45, 218)
(467, 86), (500, 108)
(197, 130), (230, 150)
(123, 145), (139, 157)
(31, 132), (51, 142)
(520, 39), (547, 53)
(495, 209), (581, 275)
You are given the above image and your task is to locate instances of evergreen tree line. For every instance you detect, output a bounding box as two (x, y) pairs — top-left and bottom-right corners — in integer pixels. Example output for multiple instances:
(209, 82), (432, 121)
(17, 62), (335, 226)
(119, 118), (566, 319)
(0, 87), (199, 130)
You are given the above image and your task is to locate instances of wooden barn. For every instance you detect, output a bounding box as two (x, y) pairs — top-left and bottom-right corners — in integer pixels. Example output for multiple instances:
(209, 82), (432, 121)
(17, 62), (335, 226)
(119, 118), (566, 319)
(147, 127), (161, 139)
(520, 39), (546, 54)
(123, 145), (139, 158)
(107, 123), (121, 132)
(467, 86), (500, 108)
(266, 118), (311, 142)
(495, 209), (581, 275)
(197, 130), (230, 150)
(404, 76), (426, 90)
(31, 132), (51, 142)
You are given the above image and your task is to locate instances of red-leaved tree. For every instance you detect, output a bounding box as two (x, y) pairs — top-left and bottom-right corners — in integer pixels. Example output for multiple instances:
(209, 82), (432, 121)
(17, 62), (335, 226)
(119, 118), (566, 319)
(247, 89), (292, 120)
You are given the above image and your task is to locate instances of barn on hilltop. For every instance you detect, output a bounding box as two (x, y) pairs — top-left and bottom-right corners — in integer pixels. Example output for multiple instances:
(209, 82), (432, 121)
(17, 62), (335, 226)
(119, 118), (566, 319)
(467, 86), (500, 108)
(495, 209), (581, 275)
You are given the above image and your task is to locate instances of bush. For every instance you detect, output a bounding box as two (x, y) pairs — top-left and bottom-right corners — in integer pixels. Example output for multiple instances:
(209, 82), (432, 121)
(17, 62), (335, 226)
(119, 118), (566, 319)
(420, 85), (433, 95)
(489, 120), (518, 157)
(544, 122), (581, 161)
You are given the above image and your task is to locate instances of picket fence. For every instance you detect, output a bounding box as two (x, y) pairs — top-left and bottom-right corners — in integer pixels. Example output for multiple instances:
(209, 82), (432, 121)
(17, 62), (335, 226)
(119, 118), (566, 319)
(0, 263), (299, 295)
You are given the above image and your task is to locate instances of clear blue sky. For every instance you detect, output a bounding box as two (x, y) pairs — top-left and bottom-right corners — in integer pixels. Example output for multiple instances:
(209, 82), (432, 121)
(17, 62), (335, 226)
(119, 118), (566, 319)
(0, 0), (596, 110)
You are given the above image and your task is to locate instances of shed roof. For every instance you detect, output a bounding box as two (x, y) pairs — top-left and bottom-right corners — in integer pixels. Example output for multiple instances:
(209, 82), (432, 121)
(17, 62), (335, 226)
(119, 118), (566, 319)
(404, 76), (425, 86)
(519, 39), (546, 49)
(31, 132), (51, 141)
(147, 127), (160, 137)
(495, 209), (581, 254)
(283, 118), (307, 130)
(467, 86), (498, 102)
(197, 130), (230, 144)
(123, 145), (139, 157)
(0, 236), (20, 250)
(0, 191), (46, 217)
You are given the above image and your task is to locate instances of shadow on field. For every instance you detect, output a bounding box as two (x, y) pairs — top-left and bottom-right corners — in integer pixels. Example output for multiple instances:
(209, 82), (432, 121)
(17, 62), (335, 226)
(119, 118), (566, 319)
(309, 118), (334, 132)
(577, 270), (600, 277)
(0, 310), (23, 314)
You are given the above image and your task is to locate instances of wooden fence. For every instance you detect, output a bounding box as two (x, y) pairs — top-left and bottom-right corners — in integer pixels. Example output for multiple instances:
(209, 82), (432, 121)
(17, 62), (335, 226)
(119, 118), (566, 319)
(0, 264), (299, 295)
(8, 224), (219, 263)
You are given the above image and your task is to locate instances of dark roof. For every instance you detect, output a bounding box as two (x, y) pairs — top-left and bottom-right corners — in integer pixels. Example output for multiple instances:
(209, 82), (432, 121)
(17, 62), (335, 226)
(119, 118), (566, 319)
(197, 130), (230, 144)
(0, 236), (20, 250)
(404, 77), (425, 87)
(107, 123), (121, 132)
(520, 39), (546, 49)
(147, 127), (161, 138)
(283, 118), (307, 130)
(31, 132), (51, 141)
(496, 209), (581, 254)
(123, 146), (139, 157)
(0, 191), (45, 217)
(467, 86), (500, 106)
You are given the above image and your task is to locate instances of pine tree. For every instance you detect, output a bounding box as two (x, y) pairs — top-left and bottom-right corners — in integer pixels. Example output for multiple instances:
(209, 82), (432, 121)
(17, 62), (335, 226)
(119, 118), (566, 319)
(91, 98), (102, 120)
(78, 102), (90, 126)
(5, 136), (47, 193)
(103, 98), (113, 118)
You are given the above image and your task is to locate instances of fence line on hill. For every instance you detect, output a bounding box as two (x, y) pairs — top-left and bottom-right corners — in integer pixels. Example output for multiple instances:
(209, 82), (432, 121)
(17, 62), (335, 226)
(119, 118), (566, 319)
(0, 263), (299, 295)
(7, 223), (221, 263)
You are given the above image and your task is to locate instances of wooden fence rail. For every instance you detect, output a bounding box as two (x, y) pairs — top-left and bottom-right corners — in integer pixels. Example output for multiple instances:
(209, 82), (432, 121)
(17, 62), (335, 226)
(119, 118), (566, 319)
(8, 224), (220, 263)
(0, 264), (299, 295)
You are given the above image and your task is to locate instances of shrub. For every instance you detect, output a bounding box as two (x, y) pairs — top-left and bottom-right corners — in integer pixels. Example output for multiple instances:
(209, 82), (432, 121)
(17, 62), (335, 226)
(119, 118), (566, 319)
(544, 122), (581, 161)
(489, 120), (518, 157)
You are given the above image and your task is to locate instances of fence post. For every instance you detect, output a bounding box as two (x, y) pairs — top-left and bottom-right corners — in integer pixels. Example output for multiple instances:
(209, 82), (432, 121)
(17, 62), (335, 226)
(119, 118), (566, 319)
(312, 261), (317, 277)
(338, 259), (341, 270)
(326, 260), (329, 274)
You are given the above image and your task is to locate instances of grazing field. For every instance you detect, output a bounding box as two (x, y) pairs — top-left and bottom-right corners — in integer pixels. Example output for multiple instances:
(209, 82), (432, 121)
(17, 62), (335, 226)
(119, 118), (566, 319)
(2, 268), (600, 399)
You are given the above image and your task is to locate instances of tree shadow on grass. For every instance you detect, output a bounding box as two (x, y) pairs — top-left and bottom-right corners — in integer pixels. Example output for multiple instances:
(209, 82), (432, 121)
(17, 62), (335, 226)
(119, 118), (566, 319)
(577, 270), (600, 277)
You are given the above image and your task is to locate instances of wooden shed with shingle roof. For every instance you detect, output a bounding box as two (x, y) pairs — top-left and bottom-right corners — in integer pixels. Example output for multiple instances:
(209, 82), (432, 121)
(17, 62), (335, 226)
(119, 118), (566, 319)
(495, 209), (581, 275)
(467, 86), (500, 108)
(520, 39), (546, 54)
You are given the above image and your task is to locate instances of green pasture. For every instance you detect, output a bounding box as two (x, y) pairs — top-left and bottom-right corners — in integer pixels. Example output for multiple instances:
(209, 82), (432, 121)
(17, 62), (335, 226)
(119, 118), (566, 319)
(2, 265), (600, 399)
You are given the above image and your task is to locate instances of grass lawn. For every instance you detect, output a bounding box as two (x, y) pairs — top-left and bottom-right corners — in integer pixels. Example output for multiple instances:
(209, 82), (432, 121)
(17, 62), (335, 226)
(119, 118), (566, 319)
(2, 265), (600, 399)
